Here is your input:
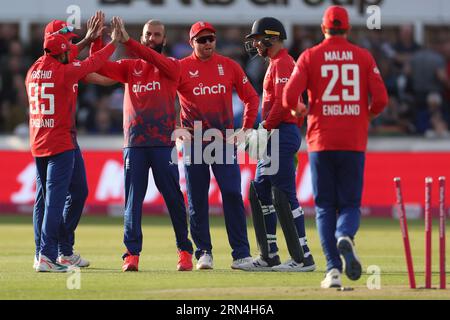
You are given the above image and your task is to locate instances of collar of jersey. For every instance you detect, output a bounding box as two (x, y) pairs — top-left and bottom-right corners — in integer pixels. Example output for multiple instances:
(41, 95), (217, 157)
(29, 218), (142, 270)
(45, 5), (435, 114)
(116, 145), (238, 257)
(323, 36), (349, 45)
(272, 48), (288, 61)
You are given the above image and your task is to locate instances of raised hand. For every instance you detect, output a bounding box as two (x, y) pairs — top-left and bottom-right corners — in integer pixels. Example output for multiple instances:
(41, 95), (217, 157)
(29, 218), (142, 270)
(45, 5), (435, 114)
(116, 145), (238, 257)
(85, 11), (108, 42)
(94, 11), (107, 39)
(110, 17), (123, 44)
(115, 17), (130, 43)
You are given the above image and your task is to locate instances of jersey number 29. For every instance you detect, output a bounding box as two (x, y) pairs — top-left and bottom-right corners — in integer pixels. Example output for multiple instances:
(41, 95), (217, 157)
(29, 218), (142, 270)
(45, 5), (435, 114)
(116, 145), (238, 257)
(321, 64), (360, 102)
(28, 83), (55, 115)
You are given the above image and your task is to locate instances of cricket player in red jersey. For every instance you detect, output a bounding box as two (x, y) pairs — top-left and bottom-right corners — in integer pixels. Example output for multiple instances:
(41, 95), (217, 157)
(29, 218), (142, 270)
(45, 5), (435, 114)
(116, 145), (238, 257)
(32, 14), (116, 270)
(239, 17), (315, 272)
(177, 21), (259, 270)
(25, 20), (120, 272)
(283, 6), (388, 287)
(91, 17), (194, 272)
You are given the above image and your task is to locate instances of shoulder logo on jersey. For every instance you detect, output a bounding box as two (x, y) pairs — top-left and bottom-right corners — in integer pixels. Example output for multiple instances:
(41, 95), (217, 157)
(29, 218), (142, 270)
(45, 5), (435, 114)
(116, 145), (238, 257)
(243, 76), (248, 84)
(73, 84), (78, 93)
(217, 64), (224, 76)
(133, 68), (143, 77)
(189, 70), (199, 78)
(373, 67), (380, 74)
(72, 61), (81, 67)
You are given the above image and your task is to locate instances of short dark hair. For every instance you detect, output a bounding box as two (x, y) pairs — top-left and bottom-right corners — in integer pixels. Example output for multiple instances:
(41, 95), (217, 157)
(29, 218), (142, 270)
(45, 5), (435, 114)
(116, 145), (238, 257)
(144, 19), (166, 37)
(327, 28), (347, 36)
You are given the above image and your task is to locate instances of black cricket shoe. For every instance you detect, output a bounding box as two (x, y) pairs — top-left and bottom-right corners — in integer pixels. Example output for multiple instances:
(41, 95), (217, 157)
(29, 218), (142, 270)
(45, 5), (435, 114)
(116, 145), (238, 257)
(337, 236), (362, 281)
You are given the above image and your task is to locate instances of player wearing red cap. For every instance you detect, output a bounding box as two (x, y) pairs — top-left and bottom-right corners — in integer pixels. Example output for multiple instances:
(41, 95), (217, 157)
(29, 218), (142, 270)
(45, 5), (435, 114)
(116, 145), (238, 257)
(31, 13), (117, 271)
(25, 20), (121, 272)
(90, 16), (194, 272)
(177, 21), (259, 270)
(43, 12), (115, 85)
(283, 6), (388, 287)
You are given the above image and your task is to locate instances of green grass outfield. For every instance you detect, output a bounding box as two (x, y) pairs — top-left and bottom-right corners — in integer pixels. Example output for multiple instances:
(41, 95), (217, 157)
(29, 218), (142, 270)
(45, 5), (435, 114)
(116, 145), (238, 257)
(0, 215), (449, 300)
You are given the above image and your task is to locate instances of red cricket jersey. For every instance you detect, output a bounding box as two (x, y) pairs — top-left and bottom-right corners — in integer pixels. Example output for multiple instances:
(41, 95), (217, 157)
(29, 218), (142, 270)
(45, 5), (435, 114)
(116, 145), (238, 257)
(177, 52), (259, 131)
(283, 37), (388, 152)
(69, 44), (78, 63)
(263, 48), (303, 130)
(25, 43), (116, 157)
(93, 38), (179, 147)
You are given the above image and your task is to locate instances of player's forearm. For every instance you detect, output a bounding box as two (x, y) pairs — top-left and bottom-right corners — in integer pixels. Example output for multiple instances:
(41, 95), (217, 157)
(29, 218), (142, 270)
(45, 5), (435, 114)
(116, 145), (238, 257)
(369, 94), (389, 116)
(368, 80), (389, 116)
(76, 38), (94, 53)
(84, 73), (117, 86)
(90, 37), (104, 55)
(264, 101), (285, 130)
(283, 74), (305, 111)
(72, 42), (117, 81)
(242, 95), (260, 129)
(125, 38), (180, 81)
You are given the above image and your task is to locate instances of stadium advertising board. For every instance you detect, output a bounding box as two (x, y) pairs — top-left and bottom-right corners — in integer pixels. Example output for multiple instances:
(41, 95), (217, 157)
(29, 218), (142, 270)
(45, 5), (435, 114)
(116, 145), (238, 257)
(1, 151), (448, 218)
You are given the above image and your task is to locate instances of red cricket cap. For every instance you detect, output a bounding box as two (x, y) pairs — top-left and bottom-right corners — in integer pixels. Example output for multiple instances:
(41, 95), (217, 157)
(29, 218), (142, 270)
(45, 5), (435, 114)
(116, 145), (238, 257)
(322, 6), (350, 30)
(43, 34), (71, 56)
(189, 21), (216, 40)
(44, 20), (79, 40)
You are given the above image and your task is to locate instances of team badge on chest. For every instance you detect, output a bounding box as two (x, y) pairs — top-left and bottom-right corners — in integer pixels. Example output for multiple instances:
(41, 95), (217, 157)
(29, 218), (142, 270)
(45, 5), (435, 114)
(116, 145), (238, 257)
(217, 64), (224, 76)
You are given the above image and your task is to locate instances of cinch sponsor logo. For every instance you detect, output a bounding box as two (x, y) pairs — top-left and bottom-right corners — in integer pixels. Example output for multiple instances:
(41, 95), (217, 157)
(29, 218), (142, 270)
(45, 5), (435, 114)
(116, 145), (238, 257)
(132, 81), (161, 93)
(275, 77), (289, 84)
(193, 83), (226, 96)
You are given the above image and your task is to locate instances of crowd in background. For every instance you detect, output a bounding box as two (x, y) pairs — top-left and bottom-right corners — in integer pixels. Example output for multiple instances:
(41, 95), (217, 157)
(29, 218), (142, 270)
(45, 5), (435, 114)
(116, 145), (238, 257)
(1, 22), (450, 137)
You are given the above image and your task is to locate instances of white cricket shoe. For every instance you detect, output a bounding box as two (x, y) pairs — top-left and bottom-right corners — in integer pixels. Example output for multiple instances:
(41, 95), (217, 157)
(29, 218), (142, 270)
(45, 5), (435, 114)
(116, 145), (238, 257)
(58, 253), (90, 268)
(231, 256), (253, 270)
(321, 268), (342, 288)
(33, 255), (38, 269)
(35, 254), (72, 273)
(271, 255), (316, 272)
(196, 252), (213, 270)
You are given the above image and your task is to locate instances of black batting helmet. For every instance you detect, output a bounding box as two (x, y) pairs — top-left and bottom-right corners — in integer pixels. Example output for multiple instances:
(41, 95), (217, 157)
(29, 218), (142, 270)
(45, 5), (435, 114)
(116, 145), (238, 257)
(245, 17), (287, 40)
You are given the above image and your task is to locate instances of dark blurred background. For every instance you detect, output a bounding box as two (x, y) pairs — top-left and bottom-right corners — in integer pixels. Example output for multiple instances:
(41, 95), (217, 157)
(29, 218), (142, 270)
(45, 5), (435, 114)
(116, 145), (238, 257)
(1, 19), (450, 138)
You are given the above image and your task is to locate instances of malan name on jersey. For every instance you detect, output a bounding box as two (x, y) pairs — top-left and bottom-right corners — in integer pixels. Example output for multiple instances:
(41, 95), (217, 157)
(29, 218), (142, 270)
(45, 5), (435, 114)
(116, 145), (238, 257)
(324, 51), (353, 61)
(323, 50), (358, 116)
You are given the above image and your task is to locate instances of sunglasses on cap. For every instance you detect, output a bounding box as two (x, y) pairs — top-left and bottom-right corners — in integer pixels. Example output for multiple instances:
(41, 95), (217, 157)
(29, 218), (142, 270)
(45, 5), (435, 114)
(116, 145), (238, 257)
(194, 35), (216, 44)
(49, 25), (75, 36)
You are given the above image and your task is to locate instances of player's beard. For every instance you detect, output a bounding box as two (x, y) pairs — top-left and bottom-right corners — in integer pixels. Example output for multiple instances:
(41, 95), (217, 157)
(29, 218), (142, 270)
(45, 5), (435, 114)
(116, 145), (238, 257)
(144, 41), (164, 54)
(61, 52), (70, 64)
(152, 43), (164, 54)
